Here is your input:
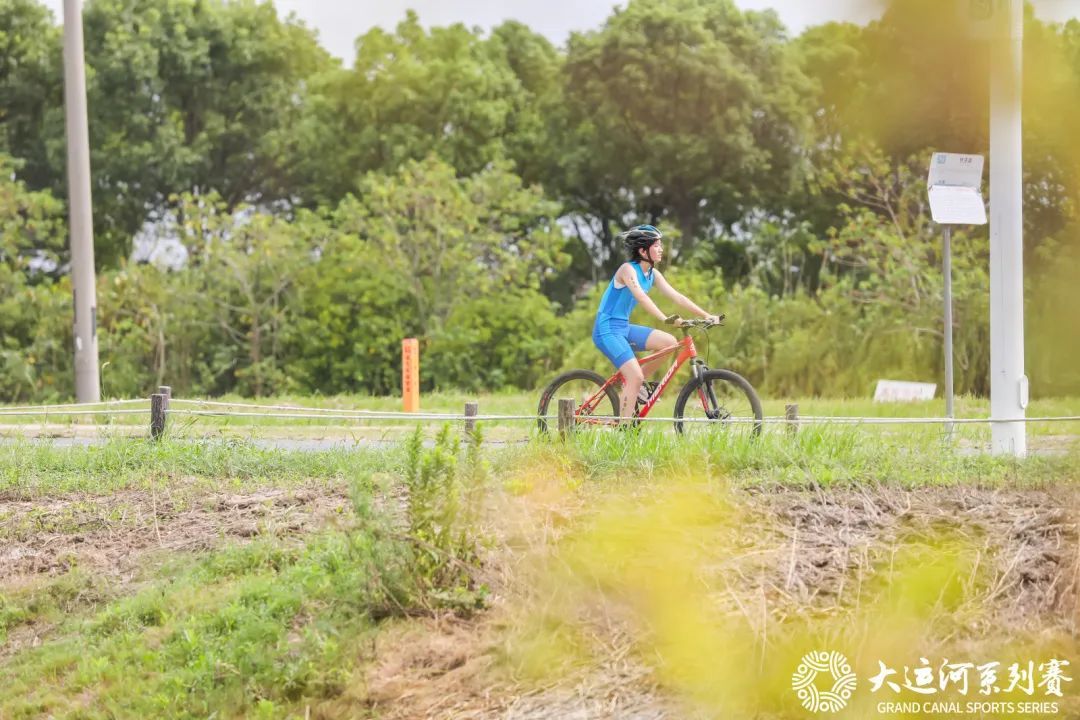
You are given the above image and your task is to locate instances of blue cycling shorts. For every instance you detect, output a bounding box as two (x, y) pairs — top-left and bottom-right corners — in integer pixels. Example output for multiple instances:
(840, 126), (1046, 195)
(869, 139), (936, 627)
(592, 318), (655, 368)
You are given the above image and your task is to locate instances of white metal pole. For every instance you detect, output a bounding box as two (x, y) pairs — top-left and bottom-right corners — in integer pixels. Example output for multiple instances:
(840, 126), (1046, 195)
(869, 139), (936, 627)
(62, 0), (100, 403)
(988, 0), (1026, 456)
(943, 225), (954, 440)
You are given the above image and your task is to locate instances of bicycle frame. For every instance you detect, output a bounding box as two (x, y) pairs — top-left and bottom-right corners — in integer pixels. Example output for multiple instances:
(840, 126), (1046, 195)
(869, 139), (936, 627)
(577, 334), (703, 423)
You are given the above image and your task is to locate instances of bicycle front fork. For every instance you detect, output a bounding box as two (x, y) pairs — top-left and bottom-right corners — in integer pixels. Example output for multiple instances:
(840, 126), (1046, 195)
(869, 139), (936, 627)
(692, 360), (721, 418)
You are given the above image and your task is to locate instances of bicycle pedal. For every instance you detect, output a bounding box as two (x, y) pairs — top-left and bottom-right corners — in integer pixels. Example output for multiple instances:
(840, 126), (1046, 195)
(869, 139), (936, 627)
(636, 381), (659, 405)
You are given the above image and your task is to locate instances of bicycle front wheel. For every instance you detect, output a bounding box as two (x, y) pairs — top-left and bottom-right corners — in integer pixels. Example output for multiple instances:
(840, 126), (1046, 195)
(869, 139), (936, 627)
(537, 369), (620, 433)
(673, 369), (763, 437)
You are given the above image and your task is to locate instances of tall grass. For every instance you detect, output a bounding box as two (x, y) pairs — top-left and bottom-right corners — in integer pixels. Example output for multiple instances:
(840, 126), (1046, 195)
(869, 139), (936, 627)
(505, 425), (1079, 488)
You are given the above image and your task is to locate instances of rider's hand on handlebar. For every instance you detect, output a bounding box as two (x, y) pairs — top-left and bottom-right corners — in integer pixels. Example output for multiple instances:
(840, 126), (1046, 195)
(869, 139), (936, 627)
(666, 314), (724, 328)
(663, 314), (685, 327)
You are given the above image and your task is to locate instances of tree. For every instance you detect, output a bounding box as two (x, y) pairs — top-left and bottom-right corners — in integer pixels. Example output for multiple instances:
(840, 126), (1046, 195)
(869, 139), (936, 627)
(0, 0), (61, 194)
(340, 156), (569, 337)
(289, 12), (554, 207)
(791, 22), (868, 153)
(427, 289), (566, 391)
(554, 0), (811, 266)
(794, 3), (1080, 253)
(168, 191), (313, 397)
(0, 154), (70, 401)
(76, 0), (333, 264)
(287, 157), (571, 394)
(486, 21), (564, 189)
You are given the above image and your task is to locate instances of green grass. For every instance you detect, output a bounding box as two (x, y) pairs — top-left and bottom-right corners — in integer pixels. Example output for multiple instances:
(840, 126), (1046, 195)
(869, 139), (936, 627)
(0, 438), (404, 498)
(502, 424), (1080, 488)
(0, 570), (119, 646)
(1, 533), (389, 719)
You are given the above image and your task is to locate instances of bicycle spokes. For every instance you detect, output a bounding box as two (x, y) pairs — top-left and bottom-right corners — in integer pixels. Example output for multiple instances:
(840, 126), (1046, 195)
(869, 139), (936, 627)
(684, 378), (757, 435)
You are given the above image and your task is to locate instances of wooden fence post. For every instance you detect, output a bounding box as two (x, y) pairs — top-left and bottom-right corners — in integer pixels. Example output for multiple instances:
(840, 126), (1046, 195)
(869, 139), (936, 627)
(558, 398), (575, 439)
(151, 393), (167, 440)
(785, 403), (799, 438)
(464, 401), (478, 439)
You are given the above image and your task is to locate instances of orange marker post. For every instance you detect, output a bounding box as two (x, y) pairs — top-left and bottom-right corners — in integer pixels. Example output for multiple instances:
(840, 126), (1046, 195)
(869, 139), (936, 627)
(402, 338), (419, 412)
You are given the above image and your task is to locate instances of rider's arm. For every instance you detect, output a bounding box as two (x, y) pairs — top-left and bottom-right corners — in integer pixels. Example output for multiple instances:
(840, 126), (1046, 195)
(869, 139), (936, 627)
(653, 270), (717, 320)
(619, 264), (669, 323)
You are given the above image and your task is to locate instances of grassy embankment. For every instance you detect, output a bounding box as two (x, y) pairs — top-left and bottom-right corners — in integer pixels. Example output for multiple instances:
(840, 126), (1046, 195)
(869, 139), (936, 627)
(0, 427), (1077, 718)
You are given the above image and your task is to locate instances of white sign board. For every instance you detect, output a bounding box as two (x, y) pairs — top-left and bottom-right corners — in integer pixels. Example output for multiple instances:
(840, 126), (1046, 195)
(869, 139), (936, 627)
(927, 152), (987, 226)
(929, 185), (987, 225)
(874, 380), (937, 403)
(927, 153), (984, 189)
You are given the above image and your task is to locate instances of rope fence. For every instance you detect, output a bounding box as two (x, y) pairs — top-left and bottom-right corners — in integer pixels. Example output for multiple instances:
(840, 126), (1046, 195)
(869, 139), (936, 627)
(0, 408), (150, 417)
(164, 408), (1080, 425)
(0, 391), (1077, 441)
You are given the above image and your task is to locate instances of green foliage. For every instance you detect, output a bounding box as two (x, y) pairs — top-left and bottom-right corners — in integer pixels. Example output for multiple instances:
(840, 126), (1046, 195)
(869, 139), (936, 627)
(286, 156), (570, 395)
(290, 12), (555, 205)
(1, 1), (1079, 400)
(0, 0), (60, 192)
(284, 215), (419, 395)
(399, 424), (488, 610)
(79, 0), (333, 262)
(0, 155), (71, 401)
(555, 0), (811, 262)
(345, 156), (569, 336)
(427, 289), (566, 392)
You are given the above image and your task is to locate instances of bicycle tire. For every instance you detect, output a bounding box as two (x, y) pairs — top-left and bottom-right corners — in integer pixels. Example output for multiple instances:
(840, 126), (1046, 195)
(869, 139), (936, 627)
(673, 369), (763, 437)
(537, 369), (621, 433)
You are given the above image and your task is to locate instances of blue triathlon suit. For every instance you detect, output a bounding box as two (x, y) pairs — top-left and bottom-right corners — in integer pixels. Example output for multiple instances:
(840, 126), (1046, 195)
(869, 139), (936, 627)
(592, 262), (656, 368)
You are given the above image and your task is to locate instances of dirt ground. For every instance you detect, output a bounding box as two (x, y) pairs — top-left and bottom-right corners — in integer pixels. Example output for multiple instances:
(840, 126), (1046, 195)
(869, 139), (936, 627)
(0, 483), (349, 583)
(359, 484), (1080, 720)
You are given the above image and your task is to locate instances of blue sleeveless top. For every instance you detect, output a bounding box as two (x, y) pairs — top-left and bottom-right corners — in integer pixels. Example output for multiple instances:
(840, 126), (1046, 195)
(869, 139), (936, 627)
(595, 262), (654, 327)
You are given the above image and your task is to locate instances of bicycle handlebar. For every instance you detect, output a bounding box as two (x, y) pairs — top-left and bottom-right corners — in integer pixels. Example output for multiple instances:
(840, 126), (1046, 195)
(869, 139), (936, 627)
(664, 314), (725, 329)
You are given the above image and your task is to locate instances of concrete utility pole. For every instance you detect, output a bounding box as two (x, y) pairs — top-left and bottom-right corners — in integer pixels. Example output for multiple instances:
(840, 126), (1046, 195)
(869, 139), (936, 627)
(943, 225), (955, 437)
(62, 0), (101, 403)
(988, 0), (1027, 456)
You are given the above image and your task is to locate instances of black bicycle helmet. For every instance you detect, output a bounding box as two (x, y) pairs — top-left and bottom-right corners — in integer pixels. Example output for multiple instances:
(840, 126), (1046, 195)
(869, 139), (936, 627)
(621, 224), (662, 262)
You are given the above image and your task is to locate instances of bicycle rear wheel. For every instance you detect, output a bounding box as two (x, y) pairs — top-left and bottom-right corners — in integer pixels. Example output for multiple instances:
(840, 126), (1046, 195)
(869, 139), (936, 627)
(673, 369), (763, 437)
(537, 370), (620, 433)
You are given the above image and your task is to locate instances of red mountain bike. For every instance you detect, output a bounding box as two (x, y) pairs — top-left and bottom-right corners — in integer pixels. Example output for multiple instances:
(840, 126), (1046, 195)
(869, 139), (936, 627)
(537, 316), (763, 436)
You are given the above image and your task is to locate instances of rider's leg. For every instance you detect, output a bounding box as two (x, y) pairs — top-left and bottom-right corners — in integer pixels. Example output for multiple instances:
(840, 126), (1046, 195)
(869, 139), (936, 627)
(617, 356), (644, 420)
(637, 329), (677, 379)
(594, 326), (639, 420)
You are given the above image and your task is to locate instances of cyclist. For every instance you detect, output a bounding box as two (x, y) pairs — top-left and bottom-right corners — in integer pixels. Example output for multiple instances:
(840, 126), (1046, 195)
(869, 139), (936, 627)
(592, 224), (721, 421)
